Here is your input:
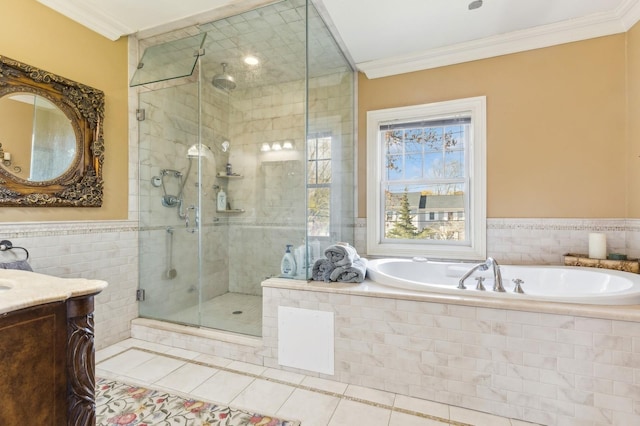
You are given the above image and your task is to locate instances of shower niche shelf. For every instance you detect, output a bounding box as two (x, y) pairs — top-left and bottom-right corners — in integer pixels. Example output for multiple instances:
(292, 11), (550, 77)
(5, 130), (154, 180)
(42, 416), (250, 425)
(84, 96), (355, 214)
(217, 208), (245, 213)
(216, 172), (243, 179)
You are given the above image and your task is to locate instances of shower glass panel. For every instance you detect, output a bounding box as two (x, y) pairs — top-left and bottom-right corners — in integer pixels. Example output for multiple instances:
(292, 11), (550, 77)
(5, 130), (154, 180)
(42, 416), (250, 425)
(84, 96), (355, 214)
(306, 2), (356, 260)
(131, 33), (206, 87)
(135, 0), (354, 337)
(138, 81), (203, 327)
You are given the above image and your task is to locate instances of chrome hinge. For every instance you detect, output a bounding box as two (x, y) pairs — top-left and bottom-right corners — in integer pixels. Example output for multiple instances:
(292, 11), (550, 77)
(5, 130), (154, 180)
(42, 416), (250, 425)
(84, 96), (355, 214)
(136, 289), (146, 301)
(136, 109), (146, 121)
(194, 48), (205, 57)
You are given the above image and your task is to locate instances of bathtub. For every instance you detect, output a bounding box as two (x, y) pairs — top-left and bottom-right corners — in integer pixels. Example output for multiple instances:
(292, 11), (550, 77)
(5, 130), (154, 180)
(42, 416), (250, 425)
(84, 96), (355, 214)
(366, 258), (640, 305)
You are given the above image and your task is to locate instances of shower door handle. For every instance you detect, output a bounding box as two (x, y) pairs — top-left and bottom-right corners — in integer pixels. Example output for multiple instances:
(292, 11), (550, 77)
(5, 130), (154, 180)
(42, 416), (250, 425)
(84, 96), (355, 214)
(185, 205), (198, 233)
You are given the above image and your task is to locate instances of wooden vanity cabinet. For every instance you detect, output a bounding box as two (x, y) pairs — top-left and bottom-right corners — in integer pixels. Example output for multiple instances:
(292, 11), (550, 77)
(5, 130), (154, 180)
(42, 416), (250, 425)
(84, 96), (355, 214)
(0, 294), (98, 426)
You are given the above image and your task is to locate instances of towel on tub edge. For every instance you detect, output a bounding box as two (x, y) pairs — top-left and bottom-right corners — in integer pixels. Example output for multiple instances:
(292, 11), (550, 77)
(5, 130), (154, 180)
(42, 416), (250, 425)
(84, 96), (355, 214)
(312, 258), (335, 282)
(323, 243), (359, 267)
(329, 257), (368, 283)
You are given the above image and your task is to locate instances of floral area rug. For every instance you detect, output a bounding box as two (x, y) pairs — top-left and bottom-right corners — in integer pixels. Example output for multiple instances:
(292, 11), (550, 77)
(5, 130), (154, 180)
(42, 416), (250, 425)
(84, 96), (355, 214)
(96, 378), (300, 426)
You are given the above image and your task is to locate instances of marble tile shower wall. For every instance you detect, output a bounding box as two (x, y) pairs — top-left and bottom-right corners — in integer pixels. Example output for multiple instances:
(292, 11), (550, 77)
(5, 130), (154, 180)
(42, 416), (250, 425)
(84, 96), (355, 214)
(261, 286), (640, 426)
(0, 221), (138, 350)
(224, 73), (355, 292)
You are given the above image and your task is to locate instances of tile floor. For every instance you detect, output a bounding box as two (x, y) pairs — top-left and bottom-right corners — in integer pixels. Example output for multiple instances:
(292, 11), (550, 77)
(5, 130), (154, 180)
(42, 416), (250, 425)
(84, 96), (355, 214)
(96, 339), (540, 426)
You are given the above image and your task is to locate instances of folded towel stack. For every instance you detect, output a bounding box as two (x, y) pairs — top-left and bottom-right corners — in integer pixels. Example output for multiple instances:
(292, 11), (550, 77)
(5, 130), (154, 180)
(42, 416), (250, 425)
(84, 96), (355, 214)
(312, 243), (367, 283)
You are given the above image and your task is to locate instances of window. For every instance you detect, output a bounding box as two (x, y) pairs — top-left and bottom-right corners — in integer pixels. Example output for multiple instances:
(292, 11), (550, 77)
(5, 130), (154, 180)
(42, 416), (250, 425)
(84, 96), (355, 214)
(366, 97), (486, 259)
(308, 134), (332, 237)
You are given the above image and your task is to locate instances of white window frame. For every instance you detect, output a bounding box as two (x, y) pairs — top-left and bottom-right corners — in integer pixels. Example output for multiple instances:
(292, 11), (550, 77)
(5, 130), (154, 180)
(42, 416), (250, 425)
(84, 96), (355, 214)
(366, 96), (486, 260)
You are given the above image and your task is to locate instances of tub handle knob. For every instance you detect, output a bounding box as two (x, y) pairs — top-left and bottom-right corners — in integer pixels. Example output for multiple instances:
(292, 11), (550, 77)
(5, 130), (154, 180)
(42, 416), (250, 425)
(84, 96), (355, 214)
(512, 279), (525, 294)
(475, 276), (486, 291)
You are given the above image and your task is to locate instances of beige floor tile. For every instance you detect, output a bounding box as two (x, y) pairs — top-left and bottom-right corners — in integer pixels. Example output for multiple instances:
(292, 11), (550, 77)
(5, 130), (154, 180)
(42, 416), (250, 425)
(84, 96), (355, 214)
(262, 367), (307, 385)
(120, 355), (185, 383)
(191, 370), (254, 404)
(345, 384), (395, 406)
(97, 349), (157, 374)
(194, 352), (234, 368)
(302, 375), (348, 395)
(394, 394), (450, 419)
(230, 378), (296, 415)
(389, 411), (452, 426)
(450, 406), (511, 426)
(227, 359), (267, 376)
(277, 388), (341, 426)
(328, 399), (391, 426)
(154, 362), (219, 393)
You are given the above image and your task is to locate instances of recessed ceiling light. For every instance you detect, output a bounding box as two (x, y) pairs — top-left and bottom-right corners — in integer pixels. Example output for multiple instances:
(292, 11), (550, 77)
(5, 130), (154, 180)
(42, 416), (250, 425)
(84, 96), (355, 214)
(244, 55), (259, 66)
(468, 0), (483, 10)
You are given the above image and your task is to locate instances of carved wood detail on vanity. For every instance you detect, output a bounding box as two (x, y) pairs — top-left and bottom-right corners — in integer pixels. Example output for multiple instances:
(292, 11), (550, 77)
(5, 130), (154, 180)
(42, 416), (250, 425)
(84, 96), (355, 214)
(0, 293), (99, 426)
(67, 296), (96, 426)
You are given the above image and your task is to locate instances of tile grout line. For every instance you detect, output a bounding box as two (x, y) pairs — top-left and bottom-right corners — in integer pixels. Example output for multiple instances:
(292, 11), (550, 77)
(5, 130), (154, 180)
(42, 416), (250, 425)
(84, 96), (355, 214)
(97, 345), (471, 426)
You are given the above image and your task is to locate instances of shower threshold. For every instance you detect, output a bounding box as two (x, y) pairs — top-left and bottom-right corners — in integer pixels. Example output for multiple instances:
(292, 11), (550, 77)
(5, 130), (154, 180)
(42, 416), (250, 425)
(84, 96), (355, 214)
(131, 317), (262, 350)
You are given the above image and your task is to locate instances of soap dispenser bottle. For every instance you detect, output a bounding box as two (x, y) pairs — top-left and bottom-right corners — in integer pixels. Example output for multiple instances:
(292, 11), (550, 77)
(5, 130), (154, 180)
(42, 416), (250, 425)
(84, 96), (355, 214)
(217, 188), (227, 211)
(281, 244), (296, 278)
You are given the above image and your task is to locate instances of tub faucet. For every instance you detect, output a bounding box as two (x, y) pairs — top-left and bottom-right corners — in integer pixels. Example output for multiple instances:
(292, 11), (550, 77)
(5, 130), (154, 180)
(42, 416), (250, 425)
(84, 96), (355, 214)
(458, 257), (505, 292)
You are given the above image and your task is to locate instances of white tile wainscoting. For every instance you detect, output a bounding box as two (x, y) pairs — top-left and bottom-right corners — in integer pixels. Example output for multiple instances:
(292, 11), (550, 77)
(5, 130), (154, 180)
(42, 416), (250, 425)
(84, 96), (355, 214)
(0, 220), (138, 350)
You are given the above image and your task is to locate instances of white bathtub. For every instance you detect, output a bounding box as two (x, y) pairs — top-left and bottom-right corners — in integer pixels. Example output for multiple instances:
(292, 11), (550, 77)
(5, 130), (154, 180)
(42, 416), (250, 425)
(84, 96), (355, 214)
(366, 258), (640, 305)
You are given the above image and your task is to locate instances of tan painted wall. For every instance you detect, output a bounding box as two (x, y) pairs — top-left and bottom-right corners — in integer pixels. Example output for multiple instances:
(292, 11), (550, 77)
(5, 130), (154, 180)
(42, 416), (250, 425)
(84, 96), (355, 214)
(0, 0), (128, 221)
(627, 23), (640, 218)
(359, 35), (628, 218)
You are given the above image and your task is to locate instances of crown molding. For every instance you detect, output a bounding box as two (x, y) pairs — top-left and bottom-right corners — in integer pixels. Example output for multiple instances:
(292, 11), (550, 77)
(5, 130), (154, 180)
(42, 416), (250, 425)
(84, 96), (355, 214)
(359, 0), (640, 79)
(37, 0), (132, 41)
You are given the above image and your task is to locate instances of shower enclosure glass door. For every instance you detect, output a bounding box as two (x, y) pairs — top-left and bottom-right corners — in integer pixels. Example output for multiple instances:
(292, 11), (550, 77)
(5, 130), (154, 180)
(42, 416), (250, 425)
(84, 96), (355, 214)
(134, 0), (355, 337)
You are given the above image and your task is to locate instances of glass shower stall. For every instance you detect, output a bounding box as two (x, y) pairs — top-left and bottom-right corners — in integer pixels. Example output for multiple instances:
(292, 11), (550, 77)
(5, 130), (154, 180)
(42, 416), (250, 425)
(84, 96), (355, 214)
(133, 0), (355, 337)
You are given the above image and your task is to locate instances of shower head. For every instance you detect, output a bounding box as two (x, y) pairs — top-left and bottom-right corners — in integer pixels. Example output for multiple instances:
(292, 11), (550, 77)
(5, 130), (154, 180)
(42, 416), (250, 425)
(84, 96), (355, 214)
(186, 144), (214, 160)
(212, 63), (236, 91)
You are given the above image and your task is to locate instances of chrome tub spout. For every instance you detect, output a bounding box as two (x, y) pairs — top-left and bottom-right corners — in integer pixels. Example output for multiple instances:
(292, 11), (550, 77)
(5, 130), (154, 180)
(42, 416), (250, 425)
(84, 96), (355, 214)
(458, 257), (504, 292)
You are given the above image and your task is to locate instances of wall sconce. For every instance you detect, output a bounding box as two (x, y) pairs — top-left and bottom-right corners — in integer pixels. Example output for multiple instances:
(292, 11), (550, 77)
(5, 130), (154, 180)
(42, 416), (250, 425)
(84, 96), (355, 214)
(282, 140), (294, 150)
(272, 142), (282, 151)
(260, 143), (271, 152)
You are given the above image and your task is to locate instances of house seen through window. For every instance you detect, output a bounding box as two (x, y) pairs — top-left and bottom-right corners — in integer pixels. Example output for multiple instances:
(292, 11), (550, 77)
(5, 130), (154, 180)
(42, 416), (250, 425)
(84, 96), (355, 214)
(366, 97), (486, 259)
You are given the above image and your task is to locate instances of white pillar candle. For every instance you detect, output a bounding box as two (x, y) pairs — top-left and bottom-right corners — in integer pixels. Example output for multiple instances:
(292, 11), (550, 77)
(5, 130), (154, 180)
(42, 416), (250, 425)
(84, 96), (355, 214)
(3, 152), (10, 161)
(588, 233), (607, 259)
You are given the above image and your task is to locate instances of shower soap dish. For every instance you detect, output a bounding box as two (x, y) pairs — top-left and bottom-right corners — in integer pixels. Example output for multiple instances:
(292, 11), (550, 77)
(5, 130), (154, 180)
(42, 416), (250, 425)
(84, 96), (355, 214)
(563, 253), (639, 274)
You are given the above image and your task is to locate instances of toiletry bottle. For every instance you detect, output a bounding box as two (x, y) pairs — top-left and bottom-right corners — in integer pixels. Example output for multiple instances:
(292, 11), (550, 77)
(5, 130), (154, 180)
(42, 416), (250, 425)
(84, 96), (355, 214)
(281, 244), (296, 278)
(226, 162), (232, 175)
(217, 189), (227, 211)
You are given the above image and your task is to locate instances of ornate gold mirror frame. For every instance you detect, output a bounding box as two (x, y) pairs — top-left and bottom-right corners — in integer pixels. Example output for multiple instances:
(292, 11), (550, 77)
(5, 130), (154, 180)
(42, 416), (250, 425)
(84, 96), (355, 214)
(0, 56), (104, 206)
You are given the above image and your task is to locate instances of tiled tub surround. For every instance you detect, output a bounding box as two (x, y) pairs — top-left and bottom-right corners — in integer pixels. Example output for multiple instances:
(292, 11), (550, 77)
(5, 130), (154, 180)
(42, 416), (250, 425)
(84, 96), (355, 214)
(0, 220), (138, 350)
(261, 279), (640, 426)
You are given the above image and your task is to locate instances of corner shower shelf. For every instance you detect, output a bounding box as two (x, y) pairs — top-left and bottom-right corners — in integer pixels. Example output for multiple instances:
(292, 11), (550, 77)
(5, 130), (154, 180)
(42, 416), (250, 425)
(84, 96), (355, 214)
(217, 209), (245, 213)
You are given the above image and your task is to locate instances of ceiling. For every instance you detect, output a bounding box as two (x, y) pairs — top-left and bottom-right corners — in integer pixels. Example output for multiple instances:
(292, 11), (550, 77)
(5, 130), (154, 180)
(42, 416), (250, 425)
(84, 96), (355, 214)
(37, 0), (640, 78)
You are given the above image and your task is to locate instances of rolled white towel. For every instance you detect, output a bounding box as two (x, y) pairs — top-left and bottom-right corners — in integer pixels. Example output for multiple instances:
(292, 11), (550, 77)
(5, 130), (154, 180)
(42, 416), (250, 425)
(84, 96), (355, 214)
(324, 243), (360, 267)
(312, 258), (335, 282)
(329, 258), (368, 283)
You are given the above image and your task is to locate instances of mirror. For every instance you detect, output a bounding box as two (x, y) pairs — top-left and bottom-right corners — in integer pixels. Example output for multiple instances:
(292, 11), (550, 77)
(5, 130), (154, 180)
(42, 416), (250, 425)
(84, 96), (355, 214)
(0, 56), (104, 206)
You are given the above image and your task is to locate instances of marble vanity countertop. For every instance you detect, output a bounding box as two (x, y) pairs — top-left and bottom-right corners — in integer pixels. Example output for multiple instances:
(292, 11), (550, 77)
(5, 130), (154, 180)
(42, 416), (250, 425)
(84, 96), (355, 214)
(0, 269), (108, 315)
